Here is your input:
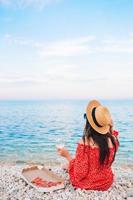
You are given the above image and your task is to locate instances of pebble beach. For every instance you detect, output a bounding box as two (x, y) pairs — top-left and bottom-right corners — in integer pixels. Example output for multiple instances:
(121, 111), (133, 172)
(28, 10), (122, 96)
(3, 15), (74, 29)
(0, 163), (133, 200)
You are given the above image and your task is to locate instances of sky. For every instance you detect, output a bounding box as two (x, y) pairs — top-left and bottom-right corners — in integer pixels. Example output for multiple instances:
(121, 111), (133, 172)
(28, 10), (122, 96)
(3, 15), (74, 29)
(0, 0), (133, 100)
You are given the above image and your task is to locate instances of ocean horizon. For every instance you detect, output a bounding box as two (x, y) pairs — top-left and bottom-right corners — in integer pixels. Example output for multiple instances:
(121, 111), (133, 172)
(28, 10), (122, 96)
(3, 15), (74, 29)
(0, 99), (133, 164)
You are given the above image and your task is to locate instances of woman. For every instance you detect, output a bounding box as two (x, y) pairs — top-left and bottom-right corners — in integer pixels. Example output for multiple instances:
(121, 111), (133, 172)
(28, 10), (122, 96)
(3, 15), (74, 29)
(57, 100), (119, 191)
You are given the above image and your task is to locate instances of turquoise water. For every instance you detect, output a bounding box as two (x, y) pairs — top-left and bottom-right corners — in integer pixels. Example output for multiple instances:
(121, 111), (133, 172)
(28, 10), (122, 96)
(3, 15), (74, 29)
(0, 100), (133, 164)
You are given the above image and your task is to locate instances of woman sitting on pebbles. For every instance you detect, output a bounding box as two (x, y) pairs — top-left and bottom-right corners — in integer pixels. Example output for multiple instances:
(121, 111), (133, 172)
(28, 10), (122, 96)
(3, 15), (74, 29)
(57, 100), (119, 191)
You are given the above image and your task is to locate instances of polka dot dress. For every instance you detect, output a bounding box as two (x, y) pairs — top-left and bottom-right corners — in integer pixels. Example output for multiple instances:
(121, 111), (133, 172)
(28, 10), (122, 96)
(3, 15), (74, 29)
(69, 130), (119, 191)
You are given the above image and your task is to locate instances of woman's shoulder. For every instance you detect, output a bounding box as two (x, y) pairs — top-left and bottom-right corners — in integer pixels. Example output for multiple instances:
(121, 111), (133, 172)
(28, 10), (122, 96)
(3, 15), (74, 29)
(78, 138), (90, 146)
(78, 138), (99, 148)
(78, 139), (85, 145)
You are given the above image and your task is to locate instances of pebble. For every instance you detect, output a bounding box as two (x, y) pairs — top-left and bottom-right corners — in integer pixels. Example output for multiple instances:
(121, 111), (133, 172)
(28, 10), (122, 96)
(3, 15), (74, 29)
(127, 198), (133, 200)
(0, 164), (133, 200)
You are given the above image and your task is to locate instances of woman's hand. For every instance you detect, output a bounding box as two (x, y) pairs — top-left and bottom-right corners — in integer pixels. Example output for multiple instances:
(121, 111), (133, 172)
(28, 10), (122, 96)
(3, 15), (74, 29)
(56, 147), (72, 162)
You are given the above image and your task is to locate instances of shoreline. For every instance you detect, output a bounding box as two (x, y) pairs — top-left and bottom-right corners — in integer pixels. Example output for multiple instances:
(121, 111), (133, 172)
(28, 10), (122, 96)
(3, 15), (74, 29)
(0, 163), (133, 200)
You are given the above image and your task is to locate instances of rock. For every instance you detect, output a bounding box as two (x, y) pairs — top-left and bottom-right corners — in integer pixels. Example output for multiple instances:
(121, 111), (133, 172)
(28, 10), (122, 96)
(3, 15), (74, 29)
(127, 198), (133, 200)
(1, 163), (133, 200)
(127, 190), (133, 197)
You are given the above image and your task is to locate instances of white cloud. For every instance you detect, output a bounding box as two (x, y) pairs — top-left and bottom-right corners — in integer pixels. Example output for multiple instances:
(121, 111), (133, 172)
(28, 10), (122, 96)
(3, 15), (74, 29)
(0, 77), (42, 87)
(99, 37), (133, 53)
(4, 33), (133, 57)
(129, 33), (133, 38)
(39, 36), (96, 57)
(100, 46), (133, 53)
(3, 34), (96, 56)
(4, 33), (12, 39)
(39, 35), (133, 56)
(4, 34), (35, 46)
(0, 71), (108, 89)
(1, 33), (133, 99)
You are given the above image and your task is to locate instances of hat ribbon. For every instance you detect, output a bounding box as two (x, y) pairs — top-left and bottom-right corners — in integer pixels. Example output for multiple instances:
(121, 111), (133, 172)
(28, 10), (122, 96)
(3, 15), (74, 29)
(92, 107), (102, 128)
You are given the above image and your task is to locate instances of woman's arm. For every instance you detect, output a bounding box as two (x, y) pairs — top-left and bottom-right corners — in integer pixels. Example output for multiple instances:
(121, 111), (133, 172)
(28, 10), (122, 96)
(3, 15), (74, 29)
(69, 140), (89, 181)
(57, 147), (72, 162)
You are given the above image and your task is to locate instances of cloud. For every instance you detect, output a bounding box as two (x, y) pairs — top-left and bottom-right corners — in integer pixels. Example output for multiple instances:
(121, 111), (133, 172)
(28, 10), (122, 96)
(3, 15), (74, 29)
(0, 76), (46, 87)
(3, 33), (133, 58)
(4, 34), (36, 46)
(99, 37), (133, 53)
(0, 71), (108, 89)
(3, 33), (45, 49)
(3, 34), (96, 56)
(0, 0), (62, 9)
(39, 36), (96, 57)
(39, 35), (133, 56)
(37, 36), (133, 56)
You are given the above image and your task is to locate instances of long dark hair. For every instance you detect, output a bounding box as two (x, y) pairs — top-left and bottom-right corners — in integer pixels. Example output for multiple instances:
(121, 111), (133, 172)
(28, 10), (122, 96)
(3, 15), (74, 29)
(83, 114), (117, 165)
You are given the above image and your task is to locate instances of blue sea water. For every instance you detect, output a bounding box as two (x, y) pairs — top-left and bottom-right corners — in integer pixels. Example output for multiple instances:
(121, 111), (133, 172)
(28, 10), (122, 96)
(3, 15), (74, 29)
(0, 100), (133, 164)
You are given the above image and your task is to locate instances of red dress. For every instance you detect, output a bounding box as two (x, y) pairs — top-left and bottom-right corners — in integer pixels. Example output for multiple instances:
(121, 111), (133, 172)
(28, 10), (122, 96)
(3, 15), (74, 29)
(69, 131), (119, 191)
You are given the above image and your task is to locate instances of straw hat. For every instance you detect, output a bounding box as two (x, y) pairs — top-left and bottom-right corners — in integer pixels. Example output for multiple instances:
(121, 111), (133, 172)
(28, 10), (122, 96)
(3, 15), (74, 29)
(86, 100), (112, 134)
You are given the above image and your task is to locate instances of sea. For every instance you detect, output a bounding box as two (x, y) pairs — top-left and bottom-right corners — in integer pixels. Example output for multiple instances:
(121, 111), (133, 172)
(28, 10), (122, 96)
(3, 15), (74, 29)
(0, 99), (133, 165)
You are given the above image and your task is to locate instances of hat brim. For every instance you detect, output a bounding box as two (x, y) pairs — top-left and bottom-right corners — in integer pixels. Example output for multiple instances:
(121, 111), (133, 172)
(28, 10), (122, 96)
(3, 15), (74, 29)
(86, 100), (110, 134)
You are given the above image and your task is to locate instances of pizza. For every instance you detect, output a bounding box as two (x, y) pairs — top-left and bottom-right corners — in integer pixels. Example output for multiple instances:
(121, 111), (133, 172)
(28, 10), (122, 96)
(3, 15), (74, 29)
(32, 177), (62, 188)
